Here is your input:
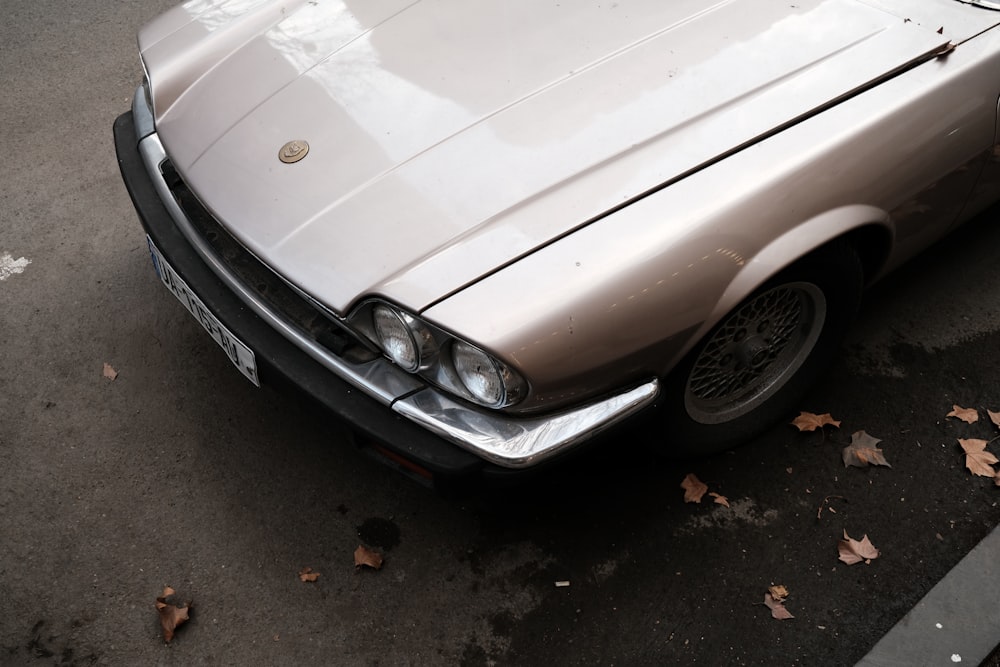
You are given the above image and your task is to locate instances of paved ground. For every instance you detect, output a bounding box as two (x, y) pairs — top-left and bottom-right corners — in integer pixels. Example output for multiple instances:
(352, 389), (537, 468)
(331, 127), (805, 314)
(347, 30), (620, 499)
(3, 2), (1000, 665)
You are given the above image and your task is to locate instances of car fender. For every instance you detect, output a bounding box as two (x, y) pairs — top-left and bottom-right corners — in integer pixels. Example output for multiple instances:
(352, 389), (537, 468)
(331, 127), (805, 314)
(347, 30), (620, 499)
(669, 204), (893, 368)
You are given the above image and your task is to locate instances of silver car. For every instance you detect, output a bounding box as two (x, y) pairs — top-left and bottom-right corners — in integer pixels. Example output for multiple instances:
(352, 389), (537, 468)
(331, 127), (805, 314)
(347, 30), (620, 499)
(115, 0), (1000, 478)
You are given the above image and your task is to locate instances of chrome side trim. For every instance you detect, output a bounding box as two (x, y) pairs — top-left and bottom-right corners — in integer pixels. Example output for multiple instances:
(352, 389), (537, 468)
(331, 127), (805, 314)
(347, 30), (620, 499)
(394, 380), (659, 468)
(132, 81), (155, 140)
(132, 86), (660, 467)
(959, 0), (1000, 11)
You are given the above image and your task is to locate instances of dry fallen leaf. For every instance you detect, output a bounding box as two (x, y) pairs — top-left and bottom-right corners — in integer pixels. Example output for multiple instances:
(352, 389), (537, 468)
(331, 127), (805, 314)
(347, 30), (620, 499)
(988, 409), (1000, 429)
(354, 544), (384, 570)
(842, 431), (891, 468)
(791, 412), (841, 432)
(709, 492), (730, 508)
(155, 586), (190, 643)
(298, 567), (320, 582)
(764, 593), (794, 620)
(680, 473), (708, 503)
(959, 438), (998, 477)
(947, 405), (979, 424)
(768, 584), (789, 602)
(838, 531), (880, 565)
(102, 363), (118, 381)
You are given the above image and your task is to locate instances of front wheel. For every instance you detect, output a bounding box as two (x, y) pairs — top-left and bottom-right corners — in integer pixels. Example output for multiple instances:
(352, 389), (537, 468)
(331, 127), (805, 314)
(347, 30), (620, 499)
(660, 241), (863, 456)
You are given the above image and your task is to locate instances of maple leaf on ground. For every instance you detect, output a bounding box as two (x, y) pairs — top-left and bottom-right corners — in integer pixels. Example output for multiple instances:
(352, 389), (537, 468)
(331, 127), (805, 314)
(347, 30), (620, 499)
(791, 412), (841, 432)
(680, 473), (708, 503)
(842, 431), (891, 468)
(709, 492), (730, 508)
(959, 438), (998, 477)
(298, 567), (320, 582)
(988, 410), (1000, 430)
(838, 531), (880, 565)
(155, 587), (191, 643)
(764, 593), (794, 620)
(947, 405), (979, 424)
(354, 544), (384, 570)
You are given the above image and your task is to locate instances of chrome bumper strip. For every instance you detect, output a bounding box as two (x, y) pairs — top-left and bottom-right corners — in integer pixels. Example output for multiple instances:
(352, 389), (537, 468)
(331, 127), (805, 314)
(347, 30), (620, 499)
(133, 87), (660, 468)
(395, 382), (659, 468)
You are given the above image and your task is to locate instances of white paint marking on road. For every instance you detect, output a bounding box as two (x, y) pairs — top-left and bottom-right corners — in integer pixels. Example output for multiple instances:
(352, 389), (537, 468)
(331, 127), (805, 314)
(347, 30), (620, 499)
(0, 253), (31, 281)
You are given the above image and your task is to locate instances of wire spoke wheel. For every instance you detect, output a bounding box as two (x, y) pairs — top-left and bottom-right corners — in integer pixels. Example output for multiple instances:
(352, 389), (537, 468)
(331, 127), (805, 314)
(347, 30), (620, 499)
(684, 282), (826, 424)
(658, 241), (862, 456)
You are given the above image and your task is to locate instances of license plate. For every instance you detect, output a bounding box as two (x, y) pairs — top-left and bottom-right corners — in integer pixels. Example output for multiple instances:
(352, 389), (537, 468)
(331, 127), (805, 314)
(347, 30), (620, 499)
(146, 236), (259, 387)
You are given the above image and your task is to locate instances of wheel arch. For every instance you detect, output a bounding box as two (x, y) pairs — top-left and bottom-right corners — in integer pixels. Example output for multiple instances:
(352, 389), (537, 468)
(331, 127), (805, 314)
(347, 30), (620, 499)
(667, 205), (893, 371)
(717, 205), (890, 316)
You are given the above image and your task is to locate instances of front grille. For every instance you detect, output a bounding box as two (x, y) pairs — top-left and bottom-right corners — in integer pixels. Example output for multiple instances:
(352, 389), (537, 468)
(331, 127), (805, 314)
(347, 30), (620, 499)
(160, 160), (379, 365)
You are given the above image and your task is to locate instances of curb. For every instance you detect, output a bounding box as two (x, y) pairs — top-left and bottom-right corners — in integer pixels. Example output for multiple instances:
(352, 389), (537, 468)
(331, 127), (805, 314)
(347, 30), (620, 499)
(857, 524), (1000, 666)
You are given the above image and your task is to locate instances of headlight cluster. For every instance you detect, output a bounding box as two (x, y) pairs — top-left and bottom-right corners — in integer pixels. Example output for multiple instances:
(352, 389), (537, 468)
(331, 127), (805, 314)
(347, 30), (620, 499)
(356, 301), (525, 409)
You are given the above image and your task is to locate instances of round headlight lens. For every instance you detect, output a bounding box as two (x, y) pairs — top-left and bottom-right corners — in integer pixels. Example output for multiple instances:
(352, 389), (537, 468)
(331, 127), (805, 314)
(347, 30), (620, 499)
(373, 305), (420, 372)
(452, 341), (506, 407)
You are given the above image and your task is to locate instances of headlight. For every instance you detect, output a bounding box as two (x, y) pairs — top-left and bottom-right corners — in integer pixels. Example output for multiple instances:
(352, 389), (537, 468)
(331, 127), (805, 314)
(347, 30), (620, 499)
(372, 304), (434, 372)
(354, 301), (526, 409)
(452, 341), (509, 407)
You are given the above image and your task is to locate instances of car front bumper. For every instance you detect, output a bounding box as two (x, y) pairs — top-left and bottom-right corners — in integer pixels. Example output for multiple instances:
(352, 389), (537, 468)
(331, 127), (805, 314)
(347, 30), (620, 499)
(113, 91), (659, 477)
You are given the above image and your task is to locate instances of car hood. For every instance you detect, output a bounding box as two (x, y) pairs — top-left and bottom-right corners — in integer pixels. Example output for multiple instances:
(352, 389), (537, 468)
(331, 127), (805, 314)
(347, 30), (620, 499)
(142, 0), (956, 314)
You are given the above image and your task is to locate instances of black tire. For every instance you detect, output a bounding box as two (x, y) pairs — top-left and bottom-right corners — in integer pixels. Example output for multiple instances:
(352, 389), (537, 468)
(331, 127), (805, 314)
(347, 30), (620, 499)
(658, 240), (863, 456)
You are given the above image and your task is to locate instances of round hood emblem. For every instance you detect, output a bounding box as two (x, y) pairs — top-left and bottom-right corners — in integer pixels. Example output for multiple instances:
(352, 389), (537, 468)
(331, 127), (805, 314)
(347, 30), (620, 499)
(279, 140), (310, 164)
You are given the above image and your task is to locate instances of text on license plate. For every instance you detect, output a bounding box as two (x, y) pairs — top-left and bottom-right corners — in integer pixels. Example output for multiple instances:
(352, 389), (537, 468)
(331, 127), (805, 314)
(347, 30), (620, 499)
(146, 236), (259, 387)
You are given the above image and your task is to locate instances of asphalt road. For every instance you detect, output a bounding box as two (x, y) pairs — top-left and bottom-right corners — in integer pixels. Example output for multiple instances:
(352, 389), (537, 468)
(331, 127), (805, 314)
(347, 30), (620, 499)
(4, 2), (1000, 665)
